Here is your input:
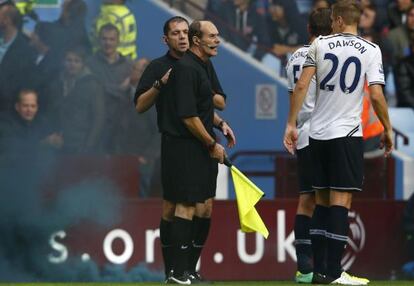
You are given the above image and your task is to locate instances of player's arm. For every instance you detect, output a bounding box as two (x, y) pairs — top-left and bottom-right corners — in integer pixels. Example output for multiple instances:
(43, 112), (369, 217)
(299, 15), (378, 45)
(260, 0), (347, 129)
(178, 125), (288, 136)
(182, 117), (225, 163)
(366, 48), (393, 156)
(287, 67), (315, 125)
(368, 84), (393, 156)
(283, 66), (315, 154)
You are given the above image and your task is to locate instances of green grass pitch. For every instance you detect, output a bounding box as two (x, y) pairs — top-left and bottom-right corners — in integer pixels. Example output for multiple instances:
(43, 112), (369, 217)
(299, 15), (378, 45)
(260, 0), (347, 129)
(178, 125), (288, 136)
(0, 282), (413, 286)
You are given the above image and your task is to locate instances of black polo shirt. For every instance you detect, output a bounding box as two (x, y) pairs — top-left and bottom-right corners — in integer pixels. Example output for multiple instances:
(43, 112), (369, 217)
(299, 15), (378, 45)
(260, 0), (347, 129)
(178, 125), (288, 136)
(162, 50), (219, 138)
(134, 51), (225, 137)
(206, 60), (225, 101)
(134, 52), (178, 132)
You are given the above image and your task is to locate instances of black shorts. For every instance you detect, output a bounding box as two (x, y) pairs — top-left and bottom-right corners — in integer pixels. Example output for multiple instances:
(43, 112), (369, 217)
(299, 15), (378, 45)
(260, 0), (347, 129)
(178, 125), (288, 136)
(296, 146), (314, 194)
(161, 134), (218, 203)
(309, 136), (363, 192)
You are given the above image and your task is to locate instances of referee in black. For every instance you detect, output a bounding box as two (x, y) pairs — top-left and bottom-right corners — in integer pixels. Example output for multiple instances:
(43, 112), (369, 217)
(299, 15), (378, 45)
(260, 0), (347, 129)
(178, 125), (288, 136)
(162, 20), (235, 284)
(134, 17), (233, 283)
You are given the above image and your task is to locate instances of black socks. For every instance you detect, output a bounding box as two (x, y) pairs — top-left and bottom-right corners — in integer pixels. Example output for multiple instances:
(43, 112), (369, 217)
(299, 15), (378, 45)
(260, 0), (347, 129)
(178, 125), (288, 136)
(310, 205), (329, 274)
(326, 205), (349, 279)
(160, 218), (173, 277)
(171, 216), (193, 277)
(189, 216), (211, 273)
(294, 214), (313, 274)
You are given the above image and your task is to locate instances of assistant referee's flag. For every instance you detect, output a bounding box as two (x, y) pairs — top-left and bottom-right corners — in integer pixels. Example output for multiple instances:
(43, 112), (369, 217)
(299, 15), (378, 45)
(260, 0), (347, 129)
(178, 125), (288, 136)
(224, 157), (269, 239)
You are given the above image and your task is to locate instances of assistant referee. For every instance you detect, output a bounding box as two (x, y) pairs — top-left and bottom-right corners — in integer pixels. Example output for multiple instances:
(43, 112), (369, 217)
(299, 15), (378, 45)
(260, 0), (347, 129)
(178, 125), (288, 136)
(163, 20), (235, 284)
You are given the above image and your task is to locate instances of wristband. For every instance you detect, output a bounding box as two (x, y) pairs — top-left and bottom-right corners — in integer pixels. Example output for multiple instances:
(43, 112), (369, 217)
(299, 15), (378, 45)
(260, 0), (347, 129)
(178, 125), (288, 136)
(152, 80), (163, 90)
(207, 140), (216, 151)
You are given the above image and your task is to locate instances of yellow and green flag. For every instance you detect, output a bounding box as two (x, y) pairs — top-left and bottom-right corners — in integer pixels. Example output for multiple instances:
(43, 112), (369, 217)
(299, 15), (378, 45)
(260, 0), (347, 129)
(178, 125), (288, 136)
(225, 158), (269, 239)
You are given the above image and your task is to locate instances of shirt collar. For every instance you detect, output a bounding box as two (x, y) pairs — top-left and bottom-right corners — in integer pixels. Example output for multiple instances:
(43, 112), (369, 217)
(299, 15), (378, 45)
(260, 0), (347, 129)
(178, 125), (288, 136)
(166, 51), (179, 61)
(187, 50), (208, 67)
(341, 32), (356, 37)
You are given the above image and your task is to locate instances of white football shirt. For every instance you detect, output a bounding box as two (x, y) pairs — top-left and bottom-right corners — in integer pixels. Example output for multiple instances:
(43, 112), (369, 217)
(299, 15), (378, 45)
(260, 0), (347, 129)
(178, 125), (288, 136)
(286, 45), (316, 150)
(304, 33), (385, 140)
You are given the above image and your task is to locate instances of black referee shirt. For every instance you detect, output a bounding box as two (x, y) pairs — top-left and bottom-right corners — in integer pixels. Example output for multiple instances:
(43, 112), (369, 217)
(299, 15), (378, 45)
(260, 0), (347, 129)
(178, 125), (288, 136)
(134, 52), (178, 132)
(134, 51), (225, 137)
(164, 50), (220, 138)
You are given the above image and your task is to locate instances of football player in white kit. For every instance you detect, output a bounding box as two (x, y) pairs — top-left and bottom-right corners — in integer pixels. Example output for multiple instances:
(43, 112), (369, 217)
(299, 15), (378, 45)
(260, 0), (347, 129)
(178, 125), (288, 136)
(284, 0), (393, 285)
(285, 7), (332, 284)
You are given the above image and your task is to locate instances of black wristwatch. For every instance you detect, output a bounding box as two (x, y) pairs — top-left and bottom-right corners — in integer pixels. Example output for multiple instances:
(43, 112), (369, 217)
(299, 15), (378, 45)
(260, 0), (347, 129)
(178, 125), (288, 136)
(153, 79), (163, 90)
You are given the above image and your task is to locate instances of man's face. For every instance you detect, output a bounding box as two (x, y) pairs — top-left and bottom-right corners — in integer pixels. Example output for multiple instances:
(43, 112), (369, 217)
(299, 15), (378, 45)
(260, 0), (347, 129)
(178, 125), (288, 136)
(233, 0), (249, 8)
(0, 5), (9, 30)
(407, 8), (414, 29)
(99, 29), (119, 57)
(398, 0), (412, 11)
(64, 52), (84, 76)
(165, 21), (189, 54)
(359, 8), (376, 29)
(15, 93), (38, 122)
(269, 4), (284, 21)
(313, 0), (329, 10)
(198, 21), (220, 58)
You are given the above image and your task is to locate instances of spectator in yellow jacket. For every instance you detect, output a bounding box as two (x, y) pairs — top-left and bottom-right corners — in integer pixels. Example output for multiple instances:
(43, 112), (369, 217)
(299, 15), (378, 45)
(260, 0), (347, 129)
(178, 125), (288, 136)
(92, 0), (137, 59)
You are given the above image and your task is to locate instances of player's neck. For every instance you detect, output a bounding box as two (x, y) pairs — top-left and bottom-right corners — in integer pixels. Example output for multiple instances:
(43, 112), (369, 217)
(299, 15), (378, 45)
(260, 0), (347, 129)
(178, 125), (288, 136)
(340, 25), (358, 35)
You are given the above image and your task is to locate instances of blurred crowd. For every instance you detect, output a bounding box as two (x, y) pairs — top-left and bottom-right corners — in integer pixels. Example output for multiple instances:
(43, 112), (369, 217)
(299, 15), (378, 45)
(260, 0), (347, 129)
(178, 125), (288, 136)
(166, 0), (414, 109)
(0, 0), (160, 196)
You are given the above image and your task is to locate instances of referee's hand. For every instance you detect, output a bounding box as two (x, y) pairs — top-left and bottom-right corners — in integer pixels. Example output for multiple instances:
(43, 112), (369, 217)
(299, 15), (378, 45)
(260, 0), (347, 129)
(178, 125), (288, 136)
(221, 122), (236, 148)
(161, 68), (172, 85)
(209, 143), (226, 163)
(283, 124), (298, 155)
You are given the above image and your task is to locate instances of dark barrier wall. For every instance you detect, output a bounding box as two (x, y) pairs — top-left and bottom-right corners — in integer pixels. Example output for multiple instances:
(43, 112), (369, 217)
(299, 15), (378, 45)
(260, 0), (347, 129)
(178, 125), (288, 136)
(61, 200), (405, 280)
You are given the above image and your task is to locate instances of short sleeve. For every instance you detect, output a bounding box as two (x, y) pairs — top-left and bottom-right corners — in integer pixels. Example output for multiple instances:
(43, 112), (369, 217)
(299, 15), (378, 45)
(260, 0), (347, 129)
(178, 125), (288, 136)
(210, 67), (226, 99)
(134, 61), (157, 105)
(366, 47), (385, 86)
(303, 38), (318, 68)
(173, 63), (198, 118)
(285, 60), (294, 93)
